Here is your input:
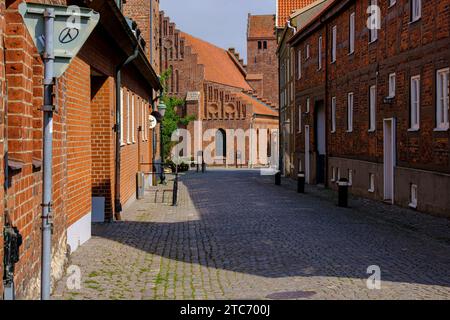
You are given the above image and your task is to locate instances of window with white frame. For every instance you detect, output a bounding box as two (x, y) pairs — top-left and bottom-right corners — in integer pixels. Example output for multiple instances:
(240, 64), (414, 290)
(410, 75), (421, 130)
(331, 167), (336, 182)
(337, 168), (341, 181)
(389, 0), (396, 7)
(331, 25), (337, 63)
(306, 44), (310, 59)
(409, 184), (418, 208)
(120, 88), (124, 145)
(141, 100), (145, 141)
(127, 90), (131, 144)
(318, 36), (323, 70)
(369, 85), (376, 131)
(436, 68), (449, 130)
(306, 97), (310, 113)
(298, 105), (302, 133)
(389, 73), (396, 98)
(369, 0), (378, 42)
(347, 93), (354, 132)
(331, 96), (336, 133)
(368, 173), (375, 192)
(348, 169), (353, 186)
(131, 94), (135, 143)
(297, 49), (302, 79)
(411, 0), (421, 22)
(349, 12), (355, 54)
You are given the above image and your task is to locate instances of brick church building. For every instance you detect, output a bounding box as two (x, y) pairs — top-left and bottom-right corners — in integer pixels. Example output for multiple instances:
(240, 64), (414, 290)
(160, 12), (279, 167)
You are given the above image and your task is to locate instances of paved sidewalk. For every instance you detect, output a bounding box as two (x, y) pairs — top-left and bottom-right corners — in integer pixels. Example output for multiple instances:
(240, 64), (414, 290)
(53, 170), (450, 300)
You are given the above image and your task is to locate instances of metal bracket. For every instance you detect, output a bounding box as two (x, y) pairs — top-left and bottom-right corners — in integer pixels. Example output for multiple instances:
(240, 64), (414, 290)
(41, 104), (57, 112)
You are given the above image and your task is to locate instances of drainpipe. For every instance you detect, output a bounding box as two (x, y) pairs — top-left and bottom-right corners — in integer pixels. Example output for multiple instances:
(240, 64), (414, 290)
(323, 17), (329, 188)
(41, 7), (55, 301)
(286, 22), (296, 176)
(114, 41), (140, 221)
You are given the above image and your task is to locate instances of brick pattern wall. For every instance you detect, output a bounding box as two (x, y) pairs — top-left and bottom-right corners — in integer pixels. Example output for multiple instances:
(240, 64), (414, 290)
(0, 0), (5, 296)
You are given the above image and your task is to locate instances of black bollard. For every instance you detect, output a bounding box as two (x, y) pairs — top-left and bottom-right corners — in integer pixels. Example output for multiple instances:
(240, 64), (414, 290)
(196, 163), (199, 173)
(172, 173), (178, 206)
(297, 171), (305, 193)
(337, 178), (349, 207)
(275, 171), (281, 185)
(202, 161), (206, 173)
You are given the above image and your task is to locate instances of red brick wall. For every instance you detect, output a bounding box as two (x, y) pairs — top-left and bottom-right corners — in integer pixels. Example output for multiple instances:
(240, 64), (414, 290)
(0, 0), (6, 296)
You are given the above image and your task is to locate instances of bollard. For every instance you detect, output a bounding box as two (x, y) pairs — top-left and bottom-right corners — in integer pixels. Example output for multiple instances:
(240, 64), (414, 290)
(172, 173), (178, 206)
(297, 171), (305, 193)
(337, 178), (349, 207)
(196, 163), (199, 173)
(275, 172), (281, 185)
(202, 161), (206, 173)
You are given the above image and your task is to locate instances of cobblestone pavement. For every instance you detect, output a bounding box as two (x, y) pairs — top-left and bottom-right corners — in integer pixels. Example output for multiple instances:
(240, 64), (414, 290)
(53, 169), (450, 300)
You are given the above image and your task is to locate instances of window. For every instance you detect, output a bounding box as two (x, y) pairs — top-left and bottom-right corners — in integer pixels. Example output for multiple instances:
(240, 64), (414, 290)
(436, 68), (449, 130)
(306, 44), (310, 59)
(263, 41), (267, 50)
(369, 0), (378, 42)
(389, 73), (396, 98)
(411, 0), (421, 22)
(347, 93), (354, 132)
(369, 85), (376, 131)
(120, 88), (124, 145)
(298, 105), (302, 133)
(318, 36), (322, 70)
(331, 97), (337, 133)
(337, 168), (341, 181)
(131, 94), (135, 143)
(297, 50), (302, 79)
(389, 0), (396, 7)
(258, 41), (262, 50)
(306, 97), (310, 114)
(127, 91), (131, 144)
(368, 173), (375, 192)
(349, 12), (355, 54)
(331, 167), (336, 182)
(410, 75), (421, 130)
(331, 25), (337, 63)
(348, 169), (353, 186)
(409, 184), (418, 208)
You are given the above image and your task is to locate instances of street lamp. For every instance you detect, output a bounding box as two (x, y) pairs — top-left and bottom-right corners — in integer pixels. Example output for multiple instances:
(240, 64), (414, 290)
(158, 101), (167, 184)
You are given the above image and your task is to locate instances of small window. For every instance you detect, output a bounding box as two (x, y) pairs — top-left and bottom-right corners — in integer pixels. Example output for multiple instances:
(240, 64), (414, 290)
(369, 85), (377, 132)
(298, 105), (302, 133)
(131, 94), (135, 143)
(368, 174), (375, 193)
(306, 44), (310, 59)
(331, 97), (337, 133)
(258, 41), (262, 50)
(127, 91), (131, 144)
(120, 88), (125, 146)
(263, 41), (267, 50)
(411, 0), (421, 22)
(318, 36), (323, 70)
(389, 73), (396, 98)
(410, 75), (421, 130)
(369, 0), (378, 42)
(349, 12), (355, 54)
(337, 168), (341, 181)
(331, 167), (336, 182)
(348, 169), (353, 186)
(297, 50), (302, 80)
(436, 68), (449, 130)
(306, 98), (310, 113)
(298, 159), (303, 172)
(331, 25), (337, 63)
(347, 93), (354, 132)
(409, 184), (418, 208)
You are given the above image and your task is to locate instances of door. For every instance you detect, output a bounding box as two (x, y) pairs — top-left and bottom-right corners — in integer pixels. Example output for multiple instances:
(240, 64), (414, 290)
(315, 101), (326, 184)
(305, 125), (310, 184)
(383, 118), (396, 203)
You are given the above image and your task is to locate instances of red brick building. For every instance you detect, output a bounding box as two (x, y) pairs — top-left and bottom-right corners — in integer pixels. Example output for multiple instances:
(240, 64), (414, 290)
(160, 12), (279, 167)
(288, 0), (450, 217)
(1, 0), (161, 299)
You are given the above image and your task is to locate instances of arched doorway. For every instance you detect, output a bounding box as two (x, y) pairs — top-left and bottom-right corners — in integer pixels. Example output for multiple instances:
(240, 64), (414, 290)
(215, 129), (226, 164)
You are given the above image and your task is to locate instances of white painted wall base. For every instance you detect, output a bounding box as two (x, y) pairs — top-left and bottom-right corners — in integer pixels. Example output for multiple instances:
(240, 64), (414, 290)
(67, 212), (92, 253)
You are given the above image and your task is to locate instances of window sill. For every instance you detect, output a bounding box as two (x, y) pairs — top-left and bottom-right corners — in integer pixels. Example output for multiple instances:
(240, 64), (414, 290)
(346, 130), (353, 133)
(331, 130), (336, 134)
(369, 39), (378, 45)
(434, 127), (449, 132)
(368, 129), (376, 133)
(368, 188), (375, 193)
(409, 202), (418, 209)
(408, 128), (420, 132)
(409, 17), (422, 25)
(348, 51), (355, 56)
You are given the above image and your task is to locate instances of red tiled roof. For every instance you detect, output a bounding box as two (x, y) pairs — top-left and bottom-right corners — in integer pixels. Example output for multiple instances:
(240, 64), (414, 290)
(277, 0), (317, 27)
(237, 92), (278, 117)
(248, 15), (276, 39)
(181, 32), (252, 91)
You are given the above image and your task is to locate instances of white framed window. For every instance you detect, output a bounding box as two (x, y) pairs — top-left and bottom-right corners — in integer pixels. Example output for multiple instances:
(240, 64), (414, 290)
(297, 49), (302, 79)
(347, 93), (354, 132)
(331, 25), (337, 63)
(436, 68), (449, 130)
(331, 167), (336, 182)
(298, 159), (303, 172)
(369, 0), (378, 43)
(368, 173), (375, 193)
(411, 0), (421, 22)
(337, 168), (341, 181)
(389, 73), (396, 98)
(331, 96), (337, 133)
(369, 85), (376, 132)
(127, 90), (131, 144)
(120, 88), (125, 146)
(348, 169), (353, 186)
(141, 100), (145, 142)
(131, 94), (135, 143)
(318, 36), (323, 70)
(306, 44), (310, 59)
(409, 184), (418, 208)
(349, 12), (355, 54)
(389, 0), (396, 7)
(306, 97), (310, 113)
(410, 75), (421, 130)
(298, 105), (302, 133)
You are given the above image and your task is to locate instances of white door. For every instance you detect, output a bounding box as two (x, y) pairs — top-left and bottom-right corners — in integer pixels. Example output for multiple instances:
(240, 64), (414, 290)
(305, 125), (310, 184)
(383, 119), (396, 203)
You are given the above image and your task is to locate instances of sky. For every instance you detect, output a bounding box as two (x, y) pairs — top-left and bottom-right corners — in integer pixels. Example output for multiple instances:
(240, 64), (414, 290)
(160, 0), (276, 64)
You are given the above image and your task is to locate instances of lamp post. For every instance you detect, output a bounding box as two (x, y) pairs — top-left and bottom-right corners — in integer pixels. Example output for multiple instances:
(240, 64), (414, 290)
(158, 101), (167, 184)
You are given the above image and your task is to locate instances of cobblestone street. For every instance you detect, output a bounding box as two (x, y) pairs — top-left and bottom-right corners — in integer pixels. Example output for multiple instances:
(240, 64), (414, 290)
(53, 170), (450, 300)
